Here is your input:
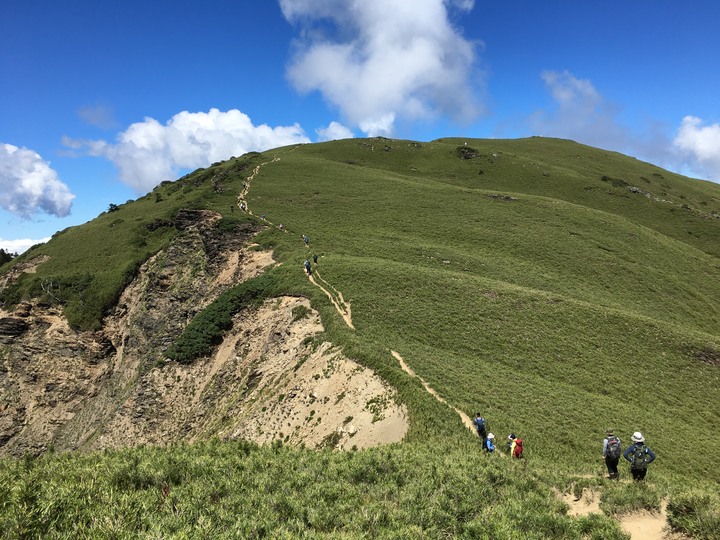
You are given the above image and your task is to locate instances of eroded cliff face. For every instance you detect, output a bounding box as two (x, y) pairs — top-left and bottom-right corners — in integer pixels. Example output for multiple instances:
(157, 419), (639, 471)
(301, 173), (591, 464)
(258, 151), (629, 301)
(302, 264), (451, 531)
(0, 210), (407, 456)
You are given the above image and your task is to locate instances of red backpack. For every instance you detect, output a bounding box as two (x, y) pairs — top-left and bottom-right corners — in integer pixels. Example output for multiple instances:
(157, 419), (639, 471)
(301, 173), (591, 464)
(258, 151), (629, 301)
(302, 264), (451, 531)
(513, 437), (524, 458)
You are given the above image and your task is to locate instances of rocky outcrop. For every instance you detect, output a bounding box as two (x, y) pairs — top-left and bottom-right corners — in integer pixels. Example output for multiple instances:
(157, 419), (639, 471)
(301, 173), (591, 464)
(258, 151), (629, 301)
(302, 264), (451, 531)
(0, 317), (28, 344)
(0, 209), (407, 456)
(0, 210), (262, 455)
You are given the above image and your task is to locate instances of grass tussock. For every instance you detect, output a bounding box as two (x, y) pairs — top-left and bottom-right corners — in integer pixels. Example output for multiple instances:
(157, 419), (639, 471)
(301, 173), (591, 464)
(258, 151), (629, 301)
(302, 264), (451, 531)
(0, 440), (629, 539)
(666, 490), (720, 540)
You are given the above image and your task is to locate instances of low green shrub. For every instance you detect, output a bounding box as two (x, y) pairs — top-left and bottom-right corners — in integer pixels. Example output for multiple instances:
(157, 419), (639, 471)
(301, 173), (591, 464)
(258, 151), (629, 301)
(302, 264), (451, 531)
(599, 482), (661, 516)
(666, 490), (720, 540)
(165, 272), (279, 363)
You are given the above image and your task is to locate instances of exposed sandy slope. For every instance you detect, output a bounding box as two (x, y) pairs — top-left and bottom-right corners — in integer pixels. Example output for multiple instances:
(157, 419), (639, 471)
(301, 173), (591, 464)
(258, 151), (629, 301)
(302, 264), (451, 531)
(225, 320), (407, 450)
(0, 203), (406, 455)
(91, 296), (407, 451)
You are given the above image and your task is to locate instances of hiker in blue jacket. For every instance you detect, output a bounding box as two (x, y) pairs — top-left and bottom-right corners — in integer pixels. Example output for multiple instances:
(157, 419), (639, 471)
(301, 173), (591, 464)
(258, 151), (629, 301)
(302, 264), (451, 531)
(602, 429), (622, 479)
(623, 431), (656, 481)
(484, 433), (495, 453)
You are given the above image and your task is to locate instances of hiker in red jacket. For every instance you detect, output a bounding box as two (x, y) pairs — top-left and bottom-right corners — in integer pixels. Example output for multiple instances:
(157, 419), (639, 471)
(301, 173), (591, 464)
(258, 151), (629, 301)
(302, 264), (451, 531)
(511, 436), (524, 459)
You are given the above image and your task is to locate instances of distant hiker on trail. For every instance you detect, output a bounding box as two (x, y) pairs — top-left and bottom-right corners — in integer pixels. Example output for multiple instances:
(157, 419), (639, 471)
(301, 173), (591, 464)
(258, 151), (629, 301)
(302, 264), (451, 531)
(279, 223), (284, 231)
(623, 431), (655, 481)
(512, 436), (524, 459)
(304, 259), (312, 276)
(484, 433), (495, 453)
(473, 413), (487, 445)
(507, 433), (516, 455)
(261, 213), (266, 220)
(303, 234), (309, 246)
(602, 429), (622, 479)
(313, 253), (318, 264)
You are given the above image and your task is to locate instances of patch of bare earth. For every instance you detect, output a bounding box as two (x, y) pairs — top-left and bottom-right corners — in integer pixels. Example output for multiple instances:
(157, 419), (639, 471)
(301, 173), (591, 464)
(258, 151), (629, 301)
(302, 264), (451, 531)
(619, 501), (689, 540)
(91, 296), (407, 451)
(0, 255), (50, 290)
(556, 491), (688, 540)
(561, 489), (602, 517)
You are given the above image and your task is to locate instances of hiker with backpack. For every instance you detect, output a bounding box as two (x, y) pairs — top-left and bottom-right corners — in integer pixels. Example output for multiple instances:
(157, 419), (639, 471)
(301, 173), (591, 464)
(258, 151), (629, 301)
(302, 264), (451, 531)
(304, 260), (312, 276)
(623, 431), (656, 481)
(473, 413), (488, 446)
(506, 433), (516, 455)
(484, 433), (495, 453)
(602, 429), (622, 479)
(511, 436), (524, 459)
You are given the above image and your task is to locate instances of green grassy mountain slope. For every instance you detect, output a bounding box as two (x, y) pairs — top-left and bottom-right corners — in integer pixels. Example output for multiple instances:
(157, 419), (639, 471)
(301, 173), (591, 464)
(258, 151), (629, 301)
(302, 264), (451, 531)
(242, 137), (720, 478)
(2, 137), (719, 537)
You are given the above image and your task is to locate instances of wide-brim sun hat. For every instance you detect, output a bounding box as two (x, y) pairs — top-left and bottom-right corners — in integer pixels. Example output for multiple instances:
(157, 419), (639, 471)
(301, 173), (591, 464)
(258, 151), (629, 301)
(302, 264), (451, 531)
(631, 431), (645, 443)
(487, 433), (495, 439)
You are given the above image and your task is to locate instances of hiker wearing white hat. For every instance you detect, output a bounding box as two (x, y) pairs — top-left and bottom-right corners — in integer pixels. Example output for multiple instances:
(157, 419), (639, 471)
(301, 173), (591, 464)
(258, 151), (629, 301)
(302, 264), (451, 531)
(623, 431), (656, 481)
(484, 432), (495, 453)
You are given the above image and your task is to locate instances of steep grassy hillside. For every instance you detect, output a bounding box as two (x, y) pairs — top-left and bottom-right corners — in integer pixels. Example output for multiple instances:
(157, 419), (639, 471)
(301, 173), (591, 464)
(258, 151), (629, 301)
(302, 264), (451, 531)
(2, 137), (719, 537)
(242, 137), (720, 477)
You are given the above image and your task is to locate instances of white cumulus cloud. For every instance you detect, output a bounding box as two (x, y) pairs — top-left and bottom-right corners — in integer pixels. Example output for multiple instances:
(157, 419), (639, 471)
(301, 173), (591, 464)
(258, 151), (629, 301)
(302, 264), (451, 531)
(64, 108), (311, 193)
(673, 116), (720, 182)
(316, 121), (354, 141)
(280, 0), (481, 136)
(0, 143), (75, 218)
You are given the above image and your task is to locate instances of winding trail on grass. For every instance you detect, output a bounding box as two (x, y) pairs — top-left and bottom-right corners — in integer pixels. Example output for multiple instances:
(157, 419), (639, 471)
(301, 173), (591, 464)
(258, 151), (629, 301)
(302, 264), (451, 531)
(308, 273), (355, 330)
(237, 156), (280, 218)
(391, 350), (475, 432)
(236, 153), (355, 329)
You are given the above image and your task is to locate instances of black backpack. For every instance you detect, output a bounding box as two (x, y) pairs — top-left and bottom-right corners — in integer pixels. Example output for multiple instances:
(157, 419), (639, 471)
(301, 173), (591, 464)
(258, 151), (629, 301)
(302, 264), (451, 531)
(607, 437), (621, 459)
(631, 444), (648, 470)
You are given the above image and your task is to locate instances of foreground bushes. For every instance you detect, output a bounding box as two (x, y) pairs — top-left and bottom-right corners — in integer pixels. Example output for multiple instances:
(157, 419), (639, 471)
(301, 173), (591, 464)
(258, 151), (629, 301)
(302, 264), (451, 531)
(0, 440), (627, 539)
(667, 491), (720, 540)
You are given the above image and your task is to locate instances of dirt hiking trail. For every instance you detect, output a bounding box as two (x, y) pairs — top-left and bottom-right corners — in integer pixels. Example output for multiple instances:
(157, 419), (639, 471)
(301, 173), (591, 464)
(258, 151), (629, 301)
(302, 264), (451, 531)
(391, 350), (474, 432)
(563, 490), (681, 540)
(237, 153), (354, 330)
(618, 500), (686, 540)
(309, 273), (354, 329)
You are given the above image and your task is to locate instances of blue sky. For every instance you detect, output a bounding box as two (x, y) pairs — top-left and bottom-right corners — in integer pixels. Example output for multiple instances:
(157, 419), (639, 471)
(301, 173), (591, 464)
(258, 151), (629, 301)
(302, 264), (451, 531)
(2, 0), (720, 253)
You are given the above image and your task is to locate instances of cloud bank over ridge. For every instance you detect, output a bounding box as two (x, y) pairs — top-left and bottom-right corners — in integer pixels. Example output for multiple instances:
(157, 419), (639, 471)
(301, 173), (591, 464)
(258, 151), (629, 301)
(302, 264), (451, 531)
(64, 108), (311, 192)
